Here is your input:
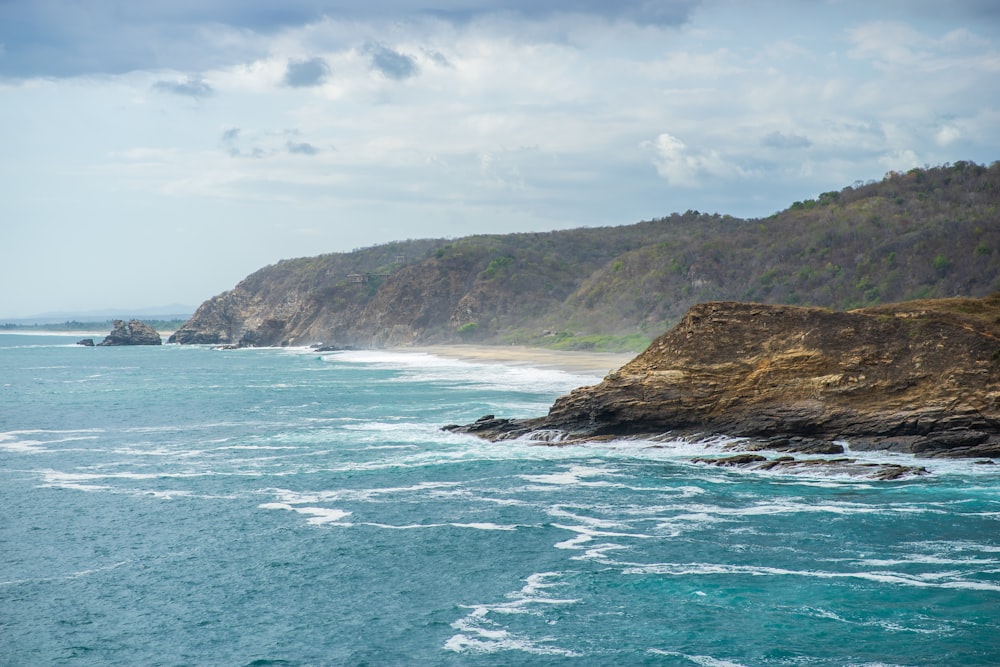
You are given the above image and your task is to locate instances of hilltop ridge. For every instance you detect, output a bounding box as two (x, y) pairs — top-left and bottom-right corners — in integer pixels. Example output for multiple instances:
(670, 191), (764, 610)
(169, 161), (1000, 349)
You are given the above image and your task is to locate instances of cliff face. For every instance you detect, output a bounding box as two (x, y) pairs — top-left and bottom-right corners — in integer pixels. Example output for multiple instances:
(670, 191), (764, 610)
(167, 243), (527, 347)
(450, 295), (1000, 459)
(167, 228), (665, 347)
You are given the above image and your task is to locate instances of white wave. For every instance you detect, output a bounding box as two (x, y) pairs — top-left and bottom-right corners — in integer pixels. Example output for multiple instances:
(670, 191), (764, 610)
(502, 432), (1000, 482)
(339, 421), (479, 446)
(341, 420), (432, 433)
(520, 464), (621, 487)
(443, 632), (579, 657)
(258, 502), (352, 525)
(216, 445), (301, 451)
(445, 571), (580, 657)
(731, 499), (937, 517)
(330, 349), (594, 395)
(0, 429), (102, 454)
(551, 522), (651, 553)
(450, 522), (519, 530)
(360, 522), (441, 530)
(463, 494), (535, 508)
(520, 571), (566, 596)
(776, 480), (876, 489)
(0, 433), (48, 453)
(534, 496), (942, 541)
(621, 561), (1000, 592)
(263, 480), (464, 505)
(546, 505), (626, 529)
(852, 554), (999, 568)
(141, 489), (194, 500)
(0, 559), (133, 588)
(298, 435), (618, 475)
(111, 447), (176, 456)
(42, 480), (112, 493)
(349, 433), (724, 474)
(349, 521), (526, 531)
(0, 342), (94, 350)
(647, 650), (747, 667)
(553, 532), (593, 550)
(653, 512), (730, 537)
(798, 606), (952, 635)
(640, 498), (945, 521)
(122, 421), (255, 435)
(40, 469), (208, 483)
(356, 444), (419, 451)
(906, 539), (1000, 555)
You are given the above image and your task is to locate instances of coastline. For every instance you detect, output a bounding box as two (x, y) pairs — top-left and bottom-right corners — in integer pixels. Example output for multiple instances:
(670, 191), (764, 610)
(401, 344), (634, 377)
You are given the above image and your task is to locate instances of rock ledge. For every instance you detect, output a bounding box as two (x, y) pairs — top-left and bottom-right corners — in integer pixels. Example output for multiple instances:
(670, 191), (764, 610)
(446, 296), (1000, 464)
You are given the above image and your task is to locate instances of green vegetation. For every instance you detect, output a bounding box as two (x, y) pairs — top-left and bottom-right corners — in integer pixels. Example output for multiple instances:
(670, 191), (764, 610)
(456, 322), (479, 336)
(180, 161), (1000, 348)
(481, 255), (514, 279)
(544, 333), (651, 353)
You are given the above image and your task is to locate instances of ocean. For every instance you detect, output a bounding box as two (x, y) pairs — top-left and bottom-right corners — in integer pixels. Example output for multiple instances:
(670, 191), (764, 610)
(2, 332), (999, 666)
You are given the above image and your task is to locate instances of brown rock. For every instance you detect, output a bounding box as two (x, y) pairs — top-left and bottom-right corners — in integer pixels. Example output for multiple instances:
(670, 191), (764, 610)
(690, 453), (928, 480)
(449, 295), (1000, 460)
(97, 320), (162, 346)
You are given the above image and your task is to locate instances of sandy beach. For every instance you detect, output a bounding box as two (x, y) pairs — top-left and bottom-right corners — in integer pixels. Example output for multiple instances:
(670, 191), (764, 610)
(403, 344), (635, 377)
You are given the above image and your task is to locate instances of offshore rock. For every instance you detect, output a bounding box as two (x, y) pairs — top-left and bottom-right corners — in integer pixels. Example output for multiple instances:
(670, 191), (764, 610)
(76, 338), (95, 347)
(447, 295), (1000, 460)
(691, 454), (929, 480)
(97, 319), (162, 346)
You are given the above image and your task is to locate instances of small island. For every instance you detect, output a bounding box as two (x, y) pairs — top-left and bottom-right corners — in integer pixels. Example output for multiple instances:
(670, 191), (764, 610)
(96, 319), (163, 346)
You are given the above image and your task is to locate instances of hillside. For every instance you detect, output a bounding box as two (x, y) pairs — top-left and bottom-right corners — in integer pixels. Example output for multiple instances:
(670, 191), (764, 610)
(170, 161), (1000, 349)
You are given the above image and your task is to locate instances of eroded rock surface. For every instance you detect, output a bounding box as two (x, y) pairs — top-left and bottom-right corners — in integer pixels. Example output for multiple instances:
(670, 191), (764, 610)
(447, 296), (1000, 461)
(97, 320), (162, 346)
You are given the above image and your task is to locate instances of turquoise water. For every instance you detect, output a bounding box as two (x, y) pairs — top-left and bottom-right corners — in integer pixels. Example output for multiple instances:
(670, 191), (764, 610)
(2, 333), (999, 666)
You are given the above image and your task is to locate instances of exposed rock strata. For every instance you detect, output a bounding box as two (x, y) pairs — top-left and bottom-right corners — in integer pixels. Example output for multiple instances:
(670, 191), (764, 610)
(97, 320), (162, 346)
(447, 296), (1000, 461)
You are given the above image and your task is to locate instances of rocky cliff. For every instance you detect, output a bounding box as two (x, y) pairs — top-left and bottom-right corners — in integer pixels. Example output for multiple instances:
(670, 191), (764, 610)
(98, 319), (162, 346)
(448, 295), (1000, 460)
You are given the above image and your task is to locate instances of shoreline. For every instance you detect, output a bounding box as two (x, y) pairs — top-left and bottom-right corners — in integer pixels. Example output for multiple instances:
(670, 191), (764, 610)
(401, 344), (634, 377)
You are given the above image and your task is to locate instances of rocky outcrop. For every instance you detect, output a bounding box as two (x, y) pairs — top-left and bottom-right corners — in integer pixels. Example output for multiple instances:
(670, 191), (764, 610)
(97, 320), (162, 346)
(447, 296), (1000, 460)
(76, 338), (95, 347)
(690, 454), (928, 480)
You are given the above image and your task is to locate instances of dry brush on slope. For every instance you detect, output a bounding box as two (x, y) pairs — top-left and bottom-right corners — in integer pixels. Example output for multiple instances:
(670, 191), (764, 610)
(170, 161), (1000, 350)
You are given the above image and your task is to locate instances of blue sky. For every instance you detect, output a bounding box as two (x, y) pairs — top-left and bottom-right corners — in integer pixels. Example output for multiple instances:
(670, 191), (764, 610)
(2, 0), (998, 318)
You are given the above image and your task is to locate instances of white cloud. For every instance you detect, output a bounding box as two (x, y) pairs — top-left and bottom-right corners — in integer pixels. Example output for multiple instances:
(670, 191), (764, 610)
(643, 133), (741, 187)
(2, 2), (999, 315)
(936, 124), (962, 147)
(878, 149), (921, 172)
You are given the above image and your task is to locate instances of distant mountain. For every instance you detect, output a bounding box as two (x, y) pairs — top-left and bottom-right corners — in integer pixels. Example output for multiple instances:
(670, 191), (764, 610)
(4, 305), (196, 326)
(170, 161), (1000, 351)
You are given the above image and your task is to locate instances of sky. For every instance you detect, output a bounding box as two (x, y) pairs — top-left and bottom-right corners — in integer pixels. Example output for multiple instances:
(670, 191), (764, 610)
(1, 1), (998, 318)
